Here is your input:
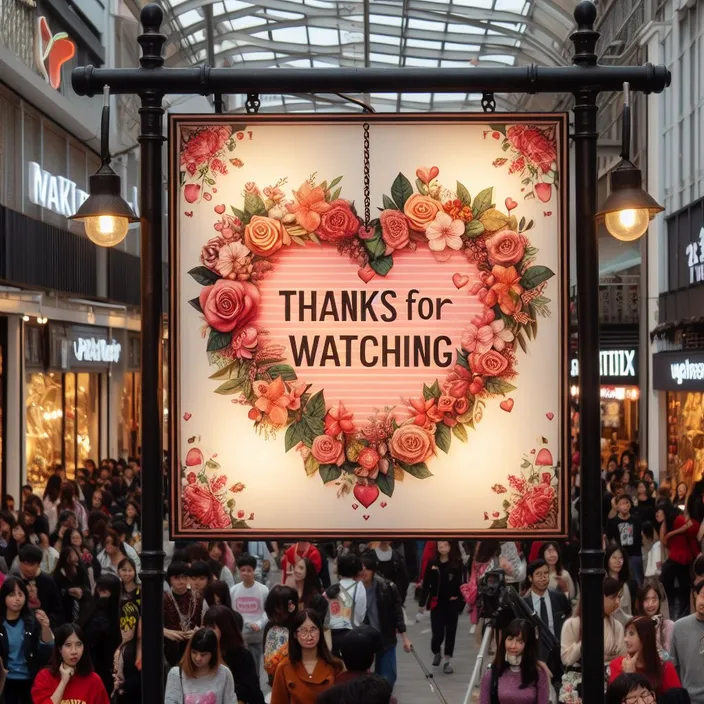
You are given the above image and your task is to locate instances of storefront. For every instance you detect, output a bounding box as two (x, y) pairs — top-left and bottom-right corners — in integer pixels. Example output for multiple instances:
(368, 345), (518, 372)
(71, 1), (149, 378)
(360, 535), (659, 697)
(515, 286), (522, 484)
(118, 333), (141, 460)
(0, 317), (6, 497)
(24, 322), (121, 485)
(570, 335), (640, 466)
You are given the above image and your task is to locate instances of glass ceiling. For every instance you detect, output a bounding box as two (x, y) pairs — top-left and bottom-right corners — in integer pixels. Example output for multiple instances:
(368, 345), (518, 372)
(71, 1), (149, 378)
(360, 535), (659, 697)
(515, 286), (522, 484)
(161, 0), (580, 112)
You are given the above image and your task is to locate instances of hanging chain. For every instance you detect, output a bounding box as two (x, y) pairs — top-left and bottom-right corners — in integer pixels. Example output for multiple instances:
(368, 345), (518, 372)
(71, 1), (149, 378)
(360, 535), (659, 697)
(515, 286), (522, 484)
(245, 93), (260, 114)
(481, 92), (496, 113)
(363, 122), (370, 227)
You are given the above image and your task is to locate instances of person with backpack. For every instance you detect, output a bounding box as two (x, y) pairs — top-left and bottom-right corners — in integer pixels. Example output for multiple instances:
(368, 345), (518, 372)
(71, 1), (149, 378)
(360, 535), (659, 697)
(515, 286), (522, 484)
(263, 585), (299, 685)
(326, 554), (367, 657)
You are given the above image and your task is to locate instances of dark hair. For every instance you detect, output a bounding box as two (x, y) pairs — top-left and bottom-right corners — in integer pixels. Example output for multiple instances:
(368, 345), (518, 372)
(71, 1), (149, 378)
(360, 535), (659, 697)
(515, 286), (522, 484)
(207, 541), (227, 565)
(172, 549), (190, 565)
(54, 546), (81, 580)
(436, 540), (462, 568)
(694, 554), (704, 578)
(203, 580), (232, 609)
(361, 551), (379, 573)
(187, 543), (210, 563)
(617, 494), (633, 507)
(188, 561), (214, 580)
(0, 577), (31, 622)
(339, 624), (381, 672)
(604, 576), (623, 599)
(475, 540), (500, 564)
(641, 521), (656, 543)
(492, 619), (539, 688)
(538, 541), (564, 574)
(58, 510), (76, 526)
(0, 510), (16, 530)
(167, 561), (190, 581)
(43, 475), (62, 503)
(337, 553), (363, 579)
(48, 624), (93, 677)
(288, 608), (340, 668)
(623, 616), (663, 691)
(203, 604), (245, 650)
(694, 580), (704, 596)
(265, 585), (299, 627)
(104, 529), (125, 555)
(112, 521), (128, 536)
(236, 553), (257, 570)
(296, 557), (322, 607)
(634, 578), (664, 619)
(606, 673), (656, 704)
(338, 674), (393, 704)
(523, 559), (548, 592)
(180, 628), (220, 678)
(604, 543), (631, 584)
(117, 557), (138, 583)
(19, 544), (43, 565)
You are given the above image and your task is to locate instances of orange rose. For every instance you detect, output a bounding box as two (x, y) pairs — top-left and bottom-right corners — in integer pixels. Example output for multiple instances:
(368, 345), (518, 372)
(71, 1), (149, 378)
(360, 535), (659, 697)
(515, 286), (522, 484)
(244, 215), (290, 257)
(403, 194), (441, 231)
(390, 425), (435, 465)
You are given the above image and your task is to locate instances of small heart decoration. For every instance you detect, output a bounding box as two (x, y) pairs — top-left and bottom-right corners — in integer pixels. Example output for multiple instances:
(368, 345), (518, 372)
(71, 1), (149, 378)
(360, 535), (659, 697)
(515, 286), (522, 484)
(183, 413), (192, 421)
(184, 211), (193, 217)
(203, 193), (212, 201)
(492, 512), (500, 518)
(452, 273), (469, 290)
(505, 197), (518, 212)
(354, 483), (379, 509)
(530, 449), (536, 454)
(211, 453), (218, 458)
(546, 412), (554, 421)
(363, 515), (370, 521)
(214, 204), (226, 215)
(212, 188), (217, 193)
(352, 503), (359, 510)
(416, 165), (440, 184)
(500, 398), (515, 413)
(380, 501), (388, 508)
(357, 266), (376, 284)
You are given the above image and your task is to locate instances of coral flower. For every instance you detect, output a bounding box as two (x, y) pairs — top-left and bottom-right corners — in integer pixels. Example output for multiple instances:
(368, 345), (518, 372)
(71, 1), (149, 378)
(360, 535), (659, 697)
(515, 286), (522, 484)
(408, 398), (444, 427)
(425, 211), (464, 253)
(253, 376), (290, 426)
(485, 265), (524, 316)
(324, 402), (355, 436)
(287, 182), (331, 232)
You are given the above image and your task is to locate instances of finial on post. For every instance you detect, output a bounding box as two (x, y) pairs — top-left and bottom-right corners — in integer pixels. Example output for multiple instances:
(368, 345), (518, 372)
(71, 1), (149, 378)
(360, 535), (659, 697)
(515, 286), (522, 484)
(571, 1), (600, 68)
(574, 1), (597, 30)
(138, 3), (166, 71)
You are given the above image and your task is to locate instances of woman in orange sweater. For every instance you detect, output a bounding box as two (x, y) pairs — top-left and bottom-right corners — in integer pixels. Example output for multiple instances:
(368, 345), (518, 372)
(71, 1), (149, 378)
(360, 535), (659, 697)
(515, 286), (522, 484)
(270, 609), (342, 704)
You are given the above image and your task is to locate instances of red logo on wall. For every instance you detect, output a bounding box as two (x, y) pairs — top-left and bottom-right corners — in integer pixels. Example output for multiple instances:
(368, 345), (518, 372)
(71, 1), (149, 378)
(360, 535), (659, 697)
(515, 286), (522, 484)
(34, 16), (75, 90)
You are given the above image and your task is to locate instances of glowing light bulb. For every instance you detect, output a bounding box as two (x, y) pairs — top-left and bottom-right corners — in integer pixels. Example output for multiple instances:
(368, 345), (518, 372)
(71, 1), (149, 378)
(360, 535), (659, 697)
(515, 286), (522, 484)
(619, 209), (636, 227)
(604, 207), (650, 241)
(83, 214), (129, 247)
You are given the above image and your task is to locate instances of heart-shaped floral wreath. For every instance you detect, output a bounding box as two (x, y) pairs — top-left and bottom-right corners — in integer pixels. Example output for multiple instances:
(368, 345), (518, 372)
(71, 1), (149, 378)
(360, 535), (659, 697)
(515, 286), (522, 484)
(181, 122), (558, 522)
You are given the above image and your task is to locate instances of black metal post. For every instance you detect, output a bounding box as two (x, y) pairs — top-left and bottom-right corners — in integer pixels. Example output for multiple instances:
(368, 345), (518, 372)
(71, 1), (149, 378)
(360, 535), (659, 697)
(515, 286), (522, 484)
(136, 6), (166, 703)
(571, 2), (605, 700)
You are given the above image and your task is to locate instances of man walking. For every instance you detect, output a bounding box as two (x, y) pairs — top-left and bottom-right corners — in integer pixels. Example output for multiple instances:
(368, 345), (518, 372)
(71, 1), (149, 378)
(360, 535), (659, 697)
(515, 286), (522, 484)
(670, 580), (704, 702)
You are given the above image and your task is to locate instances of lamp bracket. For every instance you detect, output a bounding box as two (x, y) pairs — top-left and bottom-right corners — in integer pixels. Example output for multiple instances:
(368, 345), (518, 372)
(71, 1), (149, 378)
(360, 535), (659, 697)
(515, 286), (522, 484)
(245, 93), (260, 114)
(481, 92), (496, 113)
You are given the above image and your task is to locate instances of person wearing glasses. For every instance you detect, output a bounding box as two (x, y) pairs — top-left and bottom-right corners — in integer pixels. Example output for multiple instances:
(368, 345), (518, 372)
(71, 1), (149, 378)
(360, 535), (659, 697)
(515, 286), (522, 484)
(669, 580), (704, 702)
(606, 673), (656, 704)
(270, 608), (342, 704)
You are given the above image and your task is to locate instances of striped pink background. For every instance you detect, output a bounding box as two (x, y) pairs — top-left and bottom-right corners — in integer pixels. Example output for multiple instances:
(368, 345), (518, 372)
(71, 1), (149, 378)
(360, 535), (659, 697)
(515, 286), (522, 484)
(257, 245), (483, 421)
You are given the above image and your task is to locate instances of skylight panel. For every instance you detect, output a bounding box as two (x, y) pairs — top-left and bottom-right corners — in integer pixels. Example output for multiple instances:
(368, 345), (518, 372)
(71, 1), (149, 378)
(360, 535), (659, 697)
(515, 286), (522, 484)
(270, 26), (309, 43)
(308, 27), (340, 46)
(178, 10), (202, 28)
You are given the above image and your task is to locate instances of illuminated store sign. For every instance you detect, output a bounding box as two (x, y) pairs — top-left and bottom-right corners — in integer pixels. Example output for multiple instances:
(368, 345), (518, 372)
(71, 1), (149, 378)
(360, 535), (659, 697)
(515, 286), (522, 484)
(685, 227), (704, 285)
(570, 349), (637, 379)
(73, 337), (121, 364)
(653, 351), (704, 391)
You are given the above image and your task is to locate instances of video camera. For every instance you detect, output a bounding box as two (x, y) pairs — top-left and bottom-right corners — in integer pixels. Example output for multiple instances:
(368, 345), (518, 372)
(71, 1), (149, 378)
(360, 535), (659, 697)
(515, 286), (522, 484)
(477, 568), (509, 623)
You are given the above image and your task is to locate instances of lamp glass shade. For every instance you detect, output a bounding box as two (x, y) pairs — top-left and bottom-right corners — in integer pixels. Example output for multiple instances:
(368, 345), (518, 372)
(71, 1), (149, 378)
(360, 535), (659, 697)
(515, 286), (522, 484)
(82, 214), (130, 246)
(603, 207), (651, 241)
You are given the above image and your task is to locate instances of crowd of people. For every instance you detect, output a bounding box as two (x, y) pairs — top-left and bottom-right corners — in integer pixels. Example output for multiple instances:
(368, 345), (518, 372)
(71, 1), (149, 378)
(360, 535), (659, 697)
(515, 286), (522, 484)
(1, 453), (704, 703)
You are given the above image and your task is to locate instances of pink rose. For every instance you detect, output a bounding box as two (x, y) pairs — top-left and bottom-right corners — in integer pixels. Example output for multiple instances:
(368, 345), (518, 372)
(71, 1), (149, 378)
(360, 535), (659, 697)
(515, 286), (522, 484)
(471, 350), (509, 377)
(311, 435), (345, 466)
(437, 396), (455, 413)
(231, 326), (258, 359)
(183, 483), (231, 529)
(390, 425), (435, 465)
(181, 126), (232, 173)
(358, 447), (380, 472)
(485, 229), (525, 266)
(541, 472), (552, 485)
(199, 279), (260, 334)
(200, 237), (223, 270)
(454, 397), (469, 415)
(379, 210), (410, 251)
(244, 182), (260, 196)
(315, 200), (359, 242)
(186, 472), (197, 485)
(506, 125), (557, 174)
(508, 484), (555, 528)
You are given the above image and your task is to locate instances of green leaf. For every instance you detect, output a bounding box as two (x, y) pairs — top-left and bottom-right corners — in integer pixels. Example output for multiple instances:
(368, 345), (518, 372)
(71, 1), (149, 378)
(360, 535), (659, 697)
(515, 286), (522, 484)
(488, 124), (506, 136)
(524, 321), (533, 340)
(291, 236), (307, 247)
(456, 349), (470, 371)
(456, 181), (472, 207)
(364, 234), (387, 259)
(484, 378), (517, 395)
(519, 216), (526, 231)
(209, 361), (238, 379)
(205, 458), (221, 471)
(452, 423), (468, 443)
(231, 206), (247, 222)
(520, 265), (555, 290)
(329, 176), (343, 189)
(268, 364), (298, 382)
(188, 297), (203, 313)
(188, 266), (219, 286)
(207, 329), (231, 352)
(435, 423), (452, 454)
(301, 414), (325, 440)
(319, 464), (342, 483)
(531, 319), (539, 339)
(285, 422), (306, 452)
(244, 193), (267, 217)
(415, 178), (427, 194)
(464, 220), (485, 238)
(423, 379), (441, 400)
(304, 454), (320, 476)
(370, 255), (393, 276)
(214, 378), (245, 395)
(516, 331), (528, 354)
(330, 187), (342, 201)
(472, 187), (494, 217)
(399, 461), (433, 479)
(305, 390), (326, 419)
(377, 471), (395, 498)
(382, 194), (398, 211)
(308, 232), (321, 246)
(526, 219), (534, 231)
(490, 516), (508, 529)
(390, 173), (414, 210)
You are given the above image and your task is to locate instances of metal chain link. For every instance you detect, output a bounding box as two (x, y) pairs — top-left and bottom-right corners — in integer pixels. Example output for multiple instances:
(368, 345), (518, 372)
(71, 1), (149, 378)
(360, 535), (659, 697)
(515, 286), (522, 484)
(363, 122), (371, 227)
(481, 92), (496, 113)
(245, 93), (260, 114)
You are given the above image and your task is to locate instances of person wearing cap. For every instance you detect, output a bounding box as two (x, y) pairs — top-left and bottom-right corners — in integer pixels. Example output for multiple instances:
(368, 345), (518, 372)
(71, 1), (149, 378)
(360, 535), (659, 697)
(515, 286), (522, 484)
(606, 494), (644, 585)
(15, 545), (63, 629)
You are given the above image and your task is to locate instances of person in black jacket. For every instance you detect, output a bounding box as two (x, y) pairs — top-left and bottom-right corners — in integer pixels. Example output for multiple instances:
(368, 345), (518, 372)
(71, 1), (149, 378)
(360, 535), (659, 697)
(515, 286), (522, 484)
(203, 604), (264, 704)
(112, 616), (141, 704)
(79, 574), (122, 694)
(16, 545), (63, 629)
(371, 542), (410, 605)
(360, 552), (411, 689)
(417, 540), (463, 674)
(52, 546), (91, 624)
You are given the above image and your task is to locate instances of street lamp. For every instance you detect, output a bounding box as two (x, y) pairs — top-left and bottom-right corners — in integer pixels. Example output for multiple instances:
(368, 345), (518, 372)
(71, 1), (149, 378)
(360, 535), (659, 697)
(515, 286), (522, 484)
(596, 83), (664, 241)
(69, 88), (138, 246)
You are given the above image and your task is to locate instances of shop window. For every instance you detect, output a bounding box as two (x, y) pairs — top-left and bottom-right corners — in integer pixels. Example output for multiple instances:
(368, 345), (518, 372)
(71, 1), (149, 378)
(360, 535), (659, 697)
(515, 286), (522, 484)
(119, 372), (141, 459)
(25, 371), (101, 487)
(667, 391), (704, 487)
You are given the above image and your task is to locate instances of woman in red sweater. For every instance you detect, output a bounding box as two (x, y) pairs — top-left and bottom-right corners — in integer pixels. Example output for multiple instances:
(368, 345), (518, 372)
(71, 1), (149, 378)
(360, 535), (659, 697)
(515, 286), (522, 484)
(608, 616), (680, 696)
(31, 623), (109, 704)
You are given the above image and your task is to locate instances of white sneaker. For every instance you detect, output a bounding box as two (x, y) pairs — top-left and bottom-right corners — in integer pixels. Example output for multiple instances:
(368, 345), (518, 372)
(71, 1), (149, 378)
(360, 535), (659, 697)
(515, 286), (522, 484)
(470, 624), (476, 635)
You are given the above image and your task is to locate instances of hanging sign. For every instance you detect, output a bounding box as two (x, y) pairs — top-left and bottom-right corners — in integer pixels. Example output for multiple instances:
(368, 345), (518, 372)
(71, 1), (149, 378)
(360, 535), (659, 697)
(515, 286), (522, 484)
(169, 114), (569, 538)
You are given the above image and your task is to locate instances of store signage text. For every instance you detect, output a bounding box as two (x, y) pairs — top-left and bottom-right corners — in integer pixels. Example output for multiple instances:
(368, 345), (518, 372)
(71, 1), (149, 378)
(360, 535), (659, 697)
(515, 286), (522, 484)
(27, 162), (139, 220)
(570, 349), (636, 378)
(73, 337), (121, 364)
(671, 358), (704, 385)
(685, 226), (704, 284)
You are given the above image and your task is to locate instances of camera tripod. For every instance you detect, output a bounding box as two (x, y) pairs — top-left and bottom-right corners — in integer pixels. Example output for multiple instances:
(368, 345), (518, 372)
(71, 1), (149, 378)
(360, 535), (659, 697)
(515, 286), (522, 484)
(461, 615), (497, 704)
(410, 646), (450, 704)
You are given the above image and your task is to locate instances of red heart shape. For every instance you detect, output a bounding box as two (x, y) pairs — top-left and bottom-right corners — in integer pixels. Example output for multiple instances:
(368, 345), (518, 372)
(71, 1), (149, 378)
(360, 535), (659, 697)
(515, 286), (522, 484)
(214, 204), (226, 215)
(183, 413), (192, 421)
(415, 165), (440, 184)
(452, 273), (469, 290)
(357, 266), (376, 284)
(505, 197), (518, 212)
(492, 512), (500, 518)
(184, 211), (193, 217)
(363, 515), (370, 521)
(354, 483), (379, 509)
(380, 501), (387, 508)
(546, 412), (554, 421)
(351, 503), (359, 510)
(530, 449), (536, 454)
(500, 398), (515, 413)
